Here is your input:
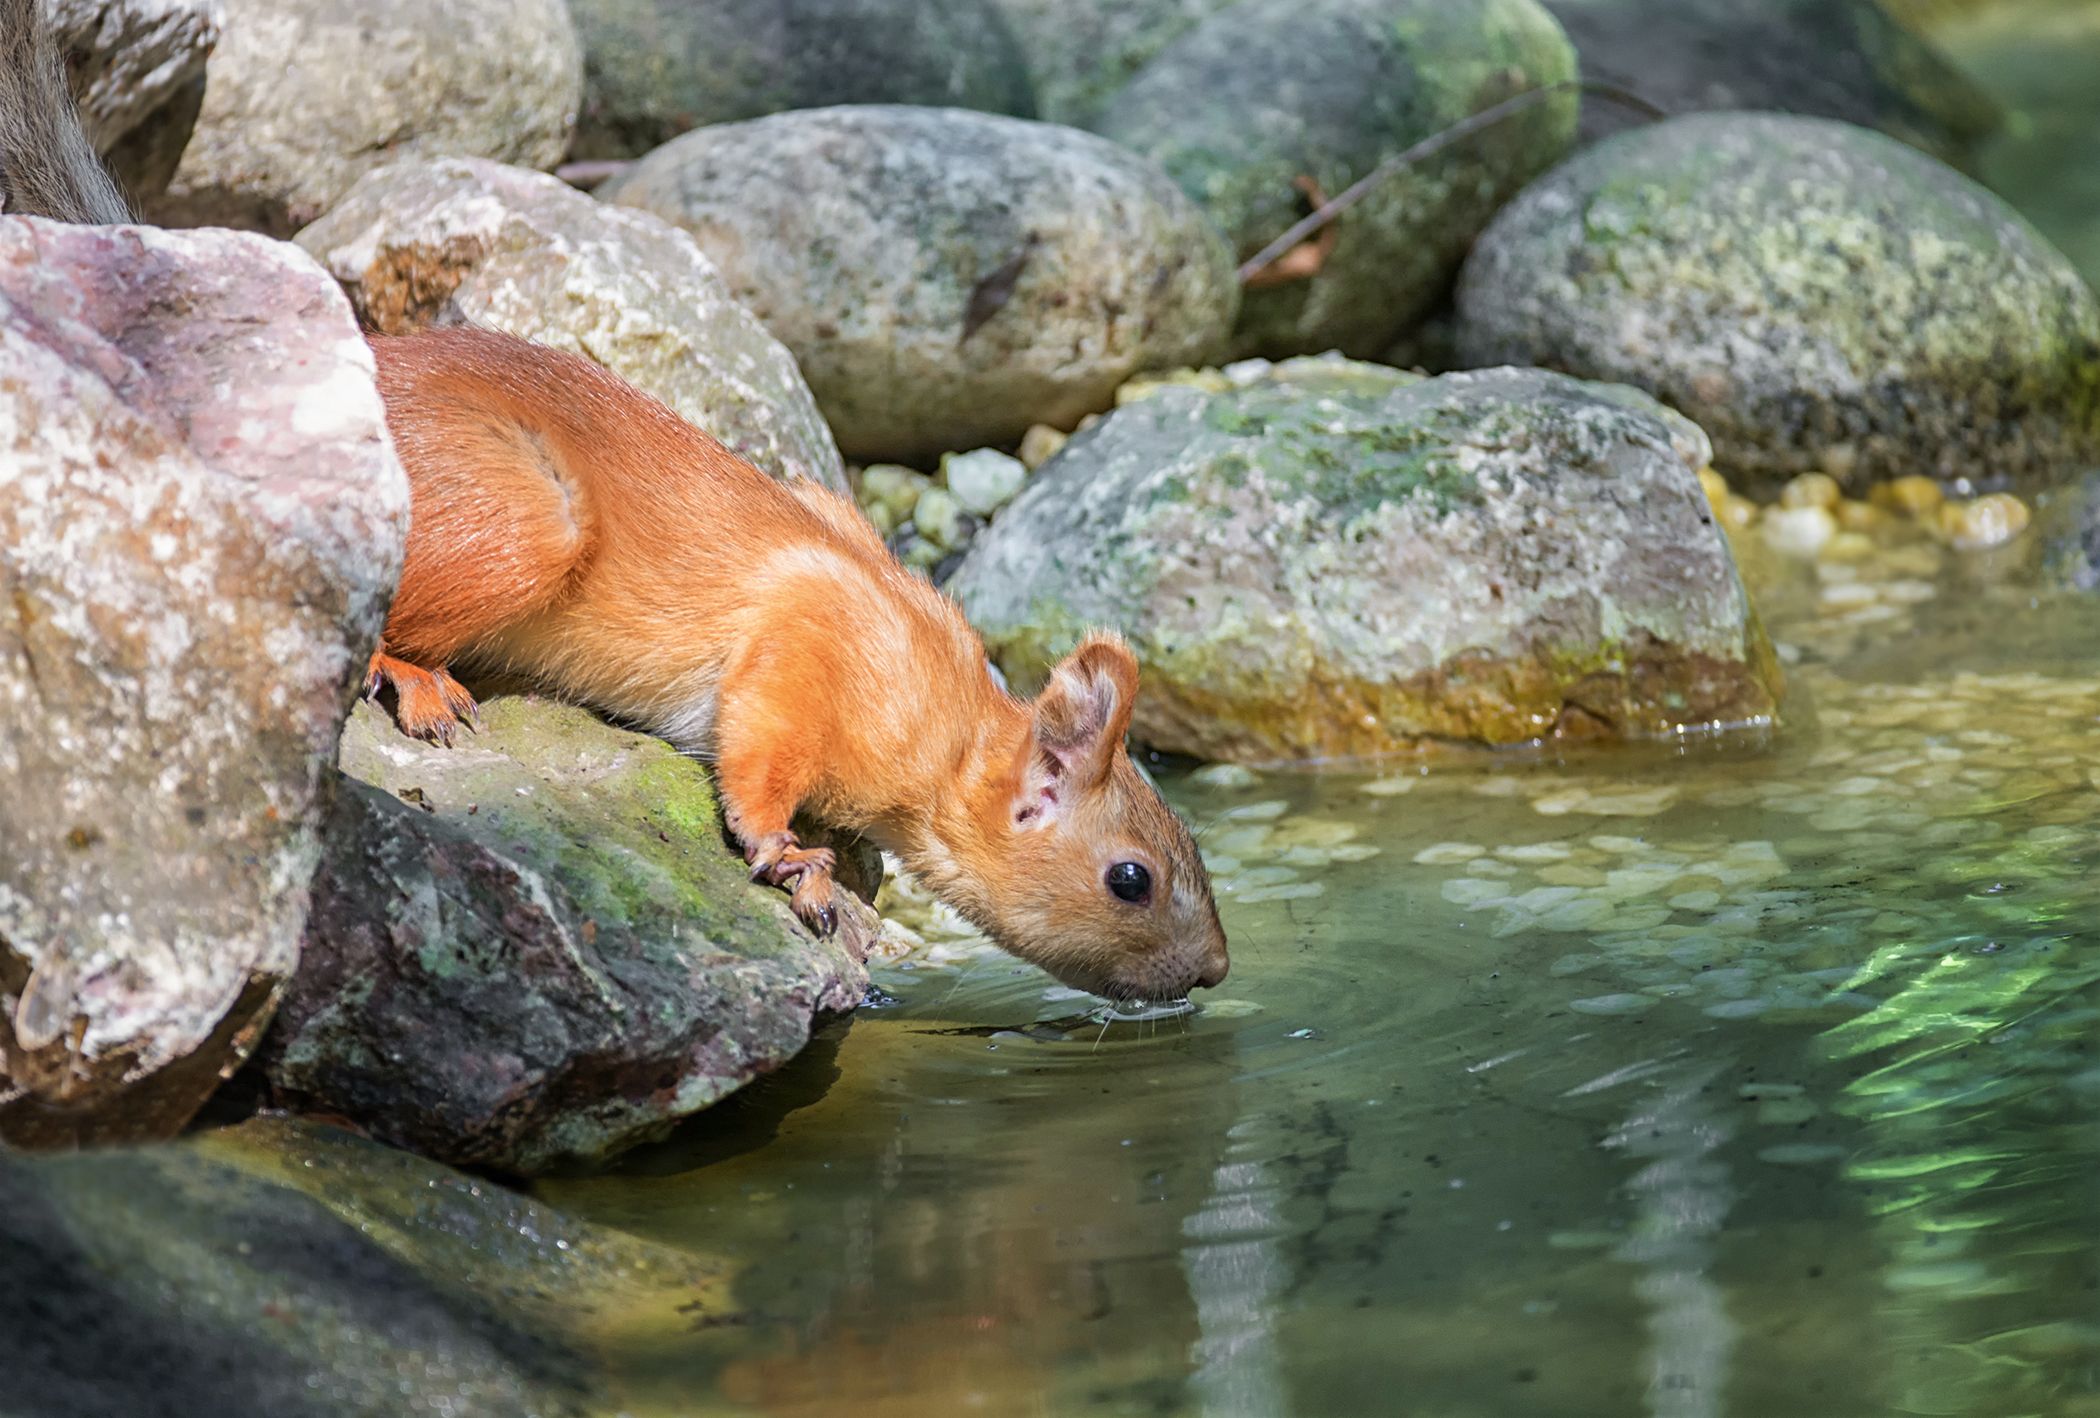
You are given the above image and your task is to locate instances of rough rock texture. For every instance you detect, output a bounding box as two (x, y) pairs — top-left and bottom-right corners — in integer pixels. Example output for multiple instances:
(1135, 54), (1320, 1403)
(296, 158), (845, 490)
(0, 217), (408, 1147)
(47, 0), (217, 153)
(1542, 0), (2002, 169)
(1456, 114), (2100, 495)
(1, 1116), (723, 1417)
(144, 0), (582, 237)
(261, 698), (873, 1174)
(949, 362), (1781, 763)
(988, 0), (1235, 128)
(601, 105), (1238, 464)
(1095, 0), (1578, 360)
(567, 0), (1035, 161)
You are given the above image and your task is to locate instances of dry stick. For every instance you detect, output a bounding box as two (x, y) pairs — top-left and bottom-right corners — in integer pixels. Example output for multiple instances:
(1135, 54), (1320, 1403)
(1236, 79), (1671, 285)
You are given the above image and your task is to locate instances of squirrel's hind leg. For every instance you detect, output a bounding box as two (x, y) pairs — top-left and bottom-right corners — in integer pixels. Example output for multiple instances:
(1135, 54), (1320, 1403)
(365, 650), (481, 746)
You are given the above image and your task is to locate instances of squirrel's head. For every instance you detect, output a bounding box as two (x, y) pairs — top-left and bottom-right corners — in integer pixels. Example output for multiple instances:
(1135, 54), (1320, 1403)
(971, 633), (1229, 1003)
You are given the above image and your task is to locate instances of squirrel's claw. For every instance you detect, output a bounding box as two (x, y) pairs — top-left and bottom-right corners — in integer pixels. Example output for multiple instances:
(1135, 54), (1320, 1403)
(367, 652), (481, 746)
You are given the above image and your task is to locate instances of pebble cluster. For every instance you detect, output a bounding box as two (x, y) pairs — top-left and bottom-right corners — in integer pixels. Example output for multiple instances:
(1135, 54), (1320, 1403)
(1704, 465), (2032, 560)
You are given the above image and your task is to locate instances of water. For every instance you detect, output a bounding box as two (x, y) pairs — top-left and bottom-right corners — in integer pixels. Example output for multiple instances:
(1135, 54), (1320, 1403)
(524, 518), (2100, 1415)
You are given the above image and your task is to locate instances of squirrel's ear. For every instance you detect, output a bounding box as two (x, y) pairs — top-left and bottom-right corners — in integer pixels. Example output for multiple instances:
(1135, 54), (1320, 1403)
(1014, 634), (1139, 827)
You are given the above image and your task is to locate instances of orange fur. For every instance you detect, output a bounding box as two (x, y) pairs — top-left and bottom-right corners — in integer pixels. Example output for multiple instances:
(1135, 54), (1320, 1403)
(366, 327), (1228, 1001)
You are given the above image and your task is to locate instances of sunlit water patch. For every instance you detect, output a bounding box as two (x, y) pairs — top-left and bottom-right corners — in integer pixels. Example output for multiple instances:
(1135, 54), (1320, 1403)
(531, 544), (2100, 1416)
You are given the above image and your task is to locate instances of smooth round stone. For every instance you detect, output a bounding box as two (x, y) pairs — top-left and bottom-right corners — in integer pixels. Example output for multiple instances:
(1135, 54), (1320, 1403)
(1567, 993), (1658, 1015)
(601, 105), (1238, 464)
(1457, 112), (2100, 493)
(942, 448), (1029, 516)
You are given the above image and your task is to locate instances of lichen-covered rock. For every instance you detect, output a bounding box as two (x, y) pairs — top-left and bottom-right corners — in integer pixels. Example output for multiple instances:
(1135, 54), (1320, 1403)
(567, 0), (1035, 161)
(949, 363), (1781, 763)
(145, 0), (582, 236)
(296, 158), (845, 490)
(1542, 0), (2000, 169)
(263, 698), (873, 1174)
(1094, 0), (1578, 360)
(0, 1116), (724, 1416)
(1456, 114), (2100, 494)
(601, 105), (1238, 464)
(988, 0), (1235, 128)
(0, 217), (408, 1147)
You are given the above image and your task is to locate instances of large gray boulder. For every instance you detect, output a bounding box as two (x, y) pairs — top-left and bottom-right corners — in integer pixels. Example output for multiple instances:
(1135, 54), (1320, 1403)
(950, 361), (1781, 763)
(1093, 0), (1578, 360)
(296, 158), (845, 490)
(566, 0), (1035, 160)
(145, 0), (582, 236)
(1457, 113), (2100, 495)
(45, 0), (219, 203)
(1, 1116), (720, 1416)
(261, 698), (874, 1174)
(0, 217), (408, 1147)
(600, 105), (1238, 465)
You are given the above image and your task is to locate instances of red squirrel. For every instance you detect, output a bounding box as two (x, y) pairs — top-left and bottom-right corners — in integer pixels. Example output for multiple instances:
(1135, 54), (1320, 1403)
(1, 0), (1229, 1001)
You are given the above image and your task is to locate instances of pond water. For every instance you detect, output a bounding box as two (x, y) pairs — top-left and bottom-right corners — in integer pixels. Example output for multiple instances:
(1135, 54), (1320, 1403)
(531, 512), (2100, 1417)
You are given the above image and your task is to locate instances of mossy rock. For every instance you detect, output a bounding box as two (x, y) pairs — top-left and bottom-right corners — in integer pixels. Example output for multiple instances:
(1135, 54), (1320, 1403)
(260, 697), (872, 1174)
(949, 363), (1781, 763)
(988, 0), (1237, 129)
(0, 1116), (724, 1416)
(601, 105), (1237, 464)
(1093, 0), (1578, 360)
(1456, 112), (2100, 495)
(566, 0), (1035, 161)
(1542, 0), (2002, 170)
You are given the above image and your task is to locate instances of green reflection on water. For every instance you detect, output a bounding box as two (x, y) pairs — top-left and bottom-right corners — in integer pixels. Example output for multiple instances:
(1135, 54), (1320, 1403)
(532, 544), (2100, 1416)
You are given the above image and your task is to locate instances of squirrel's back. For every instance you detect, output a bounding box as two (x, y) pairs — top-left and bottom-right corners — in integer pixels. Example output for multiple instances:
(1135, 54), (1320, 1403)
(0, 0), (132, 224)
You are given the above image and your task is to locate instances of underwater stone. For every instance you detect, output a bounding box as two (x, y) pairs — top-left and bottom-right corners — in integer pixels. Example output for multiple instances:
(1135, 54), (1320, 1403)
(296, 157), (844, 490)
(600, 105), (1238, 464)
(0, 1116), (719, 1416)
(949, 363), (1781, 763)
(145, 0), (582, 236)
(566, 0), (1035, 160)
(1093, 0), (1578, 360)
(1457, 112), (2100, 494)
(265, 698), (874, 1174)
(0, 218), (408, 1147)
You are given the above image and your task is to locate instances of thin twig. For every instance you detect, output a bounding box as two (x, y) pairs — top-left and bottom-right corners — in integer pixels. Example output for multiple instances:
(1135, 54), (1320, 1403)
(1237, 79), (1670, 285)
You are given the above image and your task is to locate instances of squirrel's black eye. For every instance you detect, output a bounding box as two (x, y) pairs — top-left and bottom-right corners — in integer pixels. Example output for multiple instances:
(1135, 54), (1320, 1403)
(1106, 861), (1152, 903)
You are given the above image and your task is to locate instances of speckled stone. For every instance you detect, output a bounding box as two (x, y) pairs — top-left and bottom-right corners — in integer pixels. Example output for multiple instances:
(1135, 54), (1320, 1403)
(0, 1116), (721, 1416)
(296, 158), (844, 490)
(989, 0), (1236, 128)
(1094, 0), (1577, 360)
(1541, 0), (2001, 168)
(1456, 113), (2100, 493)
(46, 0), (218, 150)
(0, 217), (408, 1146)
(600, 105), (1238, 464)
(146, 0), (582, 236)
(265, 698), (874, 1174)
(567, 0), (1034, 160)
(949, 363), (1780, 763)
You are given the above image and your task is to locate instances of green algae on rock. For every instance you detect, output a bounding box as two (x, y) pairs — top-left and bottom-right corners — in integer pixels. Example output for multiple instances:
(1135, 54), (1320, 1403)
(988, 0), (1237, 129)
(0, 1115), (724, 1417)
(948, 364), (1781, 764)
(599, 105), (1238, 465)
(296, 157), (846, 491)
(1093, 0), (1577, 360)
(261, 699), (872, 1174)
(1541, 0), (2002, 170)
(1456, 112), (2100, 495)
(566, 0), (1035, 160)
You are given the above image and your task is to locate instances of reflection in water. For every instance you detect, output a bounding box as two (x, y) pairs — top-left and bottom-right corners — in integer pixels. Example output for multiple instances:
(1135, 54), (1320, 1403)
(1608, 1065), (1736, 1418)
(1183, 1142), (1289, 1417)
